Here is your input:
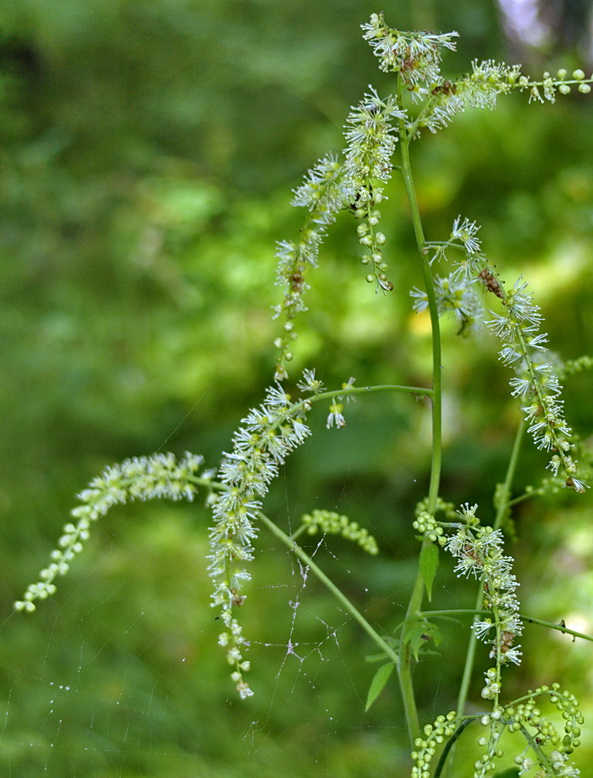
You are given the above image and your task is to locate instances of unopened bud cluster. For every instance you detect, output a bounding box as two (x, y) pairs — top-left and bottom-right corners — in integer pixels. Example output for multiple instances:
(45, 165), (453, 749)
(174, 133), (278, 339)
(413, 682), (582, 777)
(410, 711), (458, 778)
(14, 452), (205, 612)
(530, 68), (593, 102)
(412, 510), (445, 545)
(301, 509), (378, 555)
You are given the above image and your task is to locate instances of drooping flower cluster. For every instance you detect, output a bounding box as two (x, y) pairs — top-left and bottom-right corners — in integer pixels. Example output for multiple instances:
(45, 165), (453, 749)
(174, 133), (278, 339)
(207, 383), (312, 697)
(487, 278), (587, 492)
(344, 88), (403, 293)
(415, 213), (587, 491)
(360, 14), (521, 135)
(361, 14), (593, 140)
(273, 87), (403, 379)
(14, 452), (206, 612)
(274, 16), (593, 382)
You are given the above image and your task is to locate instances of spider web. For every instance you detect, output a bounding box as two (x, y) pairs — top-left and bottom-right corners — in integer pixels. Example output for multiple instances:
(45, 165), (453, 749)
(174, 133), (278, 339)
(3, 421), (586, 777)
(0, 439), (432, 778)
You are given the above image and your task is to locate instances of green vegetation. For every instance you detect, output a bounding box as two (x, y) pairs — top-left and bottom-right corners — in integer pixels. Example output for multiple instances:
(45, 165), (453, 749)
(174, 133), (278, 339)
(2, 1), (593, 775)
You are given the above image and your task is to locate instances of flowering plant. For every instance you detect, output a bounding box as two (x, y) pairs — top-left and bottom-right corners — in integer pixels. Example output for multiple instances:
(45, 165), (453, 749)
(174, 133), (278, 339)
(15, 12), (593, 776)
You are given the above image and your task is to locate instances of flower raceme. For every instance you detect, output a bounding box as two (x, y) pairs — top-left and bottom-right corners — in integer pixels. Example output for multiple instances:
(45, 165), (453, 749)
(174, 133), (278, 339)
(444, 505), (523, 674)
(415, 214), (588, 493)
(14, 371), (357, 699)
(207, 384), (313, 698)
(14, 453), (207, 612)
(361, 13), (459, 85)
(413, 504), (584, 776)
(488, 279), (587, 492)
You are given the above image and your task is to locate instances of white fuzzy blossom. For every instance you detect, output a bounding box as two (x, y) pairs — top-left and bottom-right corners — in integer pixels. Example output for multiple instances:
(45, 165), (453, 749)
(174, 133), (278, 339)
(14, 452), (206, 612)
(342, 87), (403, 182)
(487, 277), (587, 492)
(207, 382), (312, 697)
(361, 12), (458, 86)
(420, 213), (587, 492)
(326, 401), (346, 429)
(445, 504), (523, 674)
(549, 751), (581, 776)
(450, 216), (482, 258)
(296, 368), (325, 395)
(463, 60), (522, 107)
(412, 274), (483, 334)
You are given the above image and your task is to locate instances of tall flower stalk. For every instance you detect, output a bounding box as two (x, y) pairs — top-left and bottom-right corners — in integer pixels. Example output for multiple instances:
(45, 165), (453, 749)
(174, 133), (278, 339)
(14, 12), (593, 777)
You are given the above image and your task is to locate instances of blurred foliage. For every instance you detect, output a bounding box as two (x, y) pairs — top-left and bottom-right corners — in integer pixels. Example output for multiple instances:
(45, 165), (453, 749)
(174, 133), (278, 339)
(1, 0), (593, 775)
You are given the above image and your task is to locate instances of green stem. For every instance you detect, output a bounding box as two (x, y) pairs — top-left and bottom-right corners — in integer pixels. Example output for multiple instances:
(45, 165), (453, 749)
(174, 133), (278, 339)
(313, 384), (433, 401)
(494, 419), (525, 531)
(421, 608), (593, 642)
(433, 718), (476, 778)
(522, 616), (593, 643)
(398, 133), (442, 514)
(508, 491), (539, 507)
(257, 511), (399, 664)
(396, 77), (444, 749)
(288, 383), (433, 421)
(517, 723), (555, 772)
(421, 608), (490, 619)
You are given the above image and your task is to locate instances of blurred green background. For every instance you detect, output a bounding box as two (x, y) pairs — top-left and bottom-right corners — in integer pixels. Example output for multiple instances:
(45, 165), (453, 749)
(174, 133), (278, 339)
(1, 0), (593, 775)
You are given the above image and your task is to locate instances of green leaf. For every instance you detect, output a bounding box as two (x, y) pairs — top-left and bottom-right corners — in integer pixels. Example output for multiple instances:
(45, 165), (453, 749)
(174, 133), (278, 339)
(365, 662), (394, 711)
(419, 542), (439, 601)
(403, 618), (441, 661)
(492, 769), (519, 778)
